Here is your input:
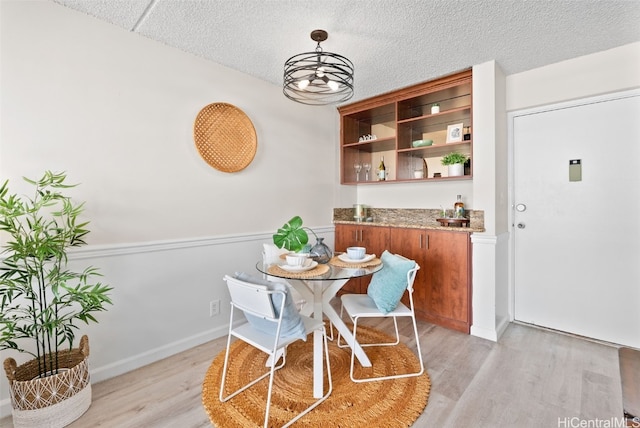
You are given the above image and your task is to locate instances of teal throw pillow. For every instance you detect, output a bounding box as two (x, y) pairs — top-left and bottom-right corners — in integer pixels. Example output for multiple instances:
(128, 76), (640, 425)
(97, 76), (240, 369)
(366, 251), (416, 314)
(233, 272), (307, 341)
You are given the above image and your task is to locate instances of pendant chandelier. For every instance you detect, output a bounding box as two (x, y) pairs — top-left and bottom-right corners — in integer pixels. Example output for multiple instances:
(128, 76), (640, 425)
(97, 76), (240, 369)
(283, 29), (354, 106)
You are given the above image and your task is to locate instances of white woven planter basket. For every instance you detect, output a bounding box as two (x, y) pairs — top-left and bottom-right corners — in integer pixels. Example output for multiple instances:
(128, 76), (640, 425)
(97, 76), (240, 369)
(4, 336), (92, 428)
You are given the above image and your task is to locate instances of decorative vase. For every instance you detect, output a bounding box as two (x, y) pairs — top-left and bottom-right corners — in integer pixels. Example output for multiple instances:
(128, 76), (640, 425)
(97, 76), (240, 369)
(310, 237), (332, 264)
(3, 335), (92, 428)
(448, 163), (464, 177)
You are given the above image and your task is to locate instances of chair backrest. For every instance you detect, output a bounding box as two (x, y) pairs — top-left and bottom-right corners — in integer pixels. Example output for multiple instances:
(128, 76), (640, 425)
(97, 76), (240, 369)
(393, 253), (420, 294)
(405, 263), (420, 294)
(225, 275), (284, 322)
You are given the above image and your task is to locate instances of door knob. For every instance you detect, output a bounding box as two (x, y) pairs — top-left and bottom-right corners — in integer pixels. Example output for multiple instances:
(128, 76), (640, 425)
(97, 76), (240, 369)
(517, 223), (526, 229)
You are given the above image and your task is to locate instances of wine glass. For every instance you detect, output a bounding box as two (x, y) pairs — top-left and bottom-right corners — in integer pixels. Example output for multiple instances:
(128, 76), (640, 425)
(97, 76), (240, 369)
(353, 162), (362, 181)
(363, 162), (371, 181)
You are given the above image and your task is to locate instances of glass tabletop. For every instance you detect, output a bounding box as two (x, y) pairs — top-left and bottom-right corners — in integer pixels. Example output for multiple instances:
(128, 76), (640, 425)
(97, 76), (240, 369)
(256, 260), (383, 281)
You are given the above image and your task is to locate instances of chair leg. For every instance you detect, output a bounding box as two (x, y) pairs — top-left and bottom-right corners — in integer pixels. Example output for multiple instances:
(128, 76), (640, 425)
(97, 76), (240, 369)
(218, 336), (286, 403)
(282, 326), (333, 428)
(325, 318), (334, 341)
(336, 302), (350, 348)
(358, 316), (400, 347)
(348, 315), (425, 383)
(263, 352), (279, 428)
(222, 327), (333, 427)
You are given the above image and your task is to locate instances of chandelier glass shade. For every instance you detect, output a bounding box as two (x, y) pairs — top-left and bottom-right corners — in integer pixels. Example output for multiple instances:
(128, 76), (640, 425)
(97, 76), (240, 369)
(283, 30), (354, 105)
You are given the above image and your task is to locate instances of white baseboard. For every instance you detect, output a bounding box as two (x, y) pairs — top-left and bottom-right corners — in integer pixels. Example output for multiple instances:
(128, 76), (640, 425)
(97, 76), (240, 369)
(90, 325), (228, 383)
(470, 317), (511, 342)
(0, 325), (229, 419)
(470, 324), (498, 342)
(495, 316), (510, 340)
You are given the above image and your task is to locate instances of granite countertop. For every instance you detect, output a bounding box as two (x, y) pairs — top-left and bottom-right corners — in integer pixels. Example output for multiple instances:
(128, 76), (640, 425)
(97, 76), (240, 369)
(333, 208), (485, 233)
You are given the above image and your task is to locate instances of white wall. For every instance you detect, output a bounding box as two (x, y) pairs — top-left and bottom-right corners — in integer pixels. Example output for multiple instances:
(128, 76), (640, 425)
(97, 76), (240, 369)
(0, 1), (338, 243)
(468, 60), (510, 341)
(506, 42), (640, 111)
(0, 1), (338, 416)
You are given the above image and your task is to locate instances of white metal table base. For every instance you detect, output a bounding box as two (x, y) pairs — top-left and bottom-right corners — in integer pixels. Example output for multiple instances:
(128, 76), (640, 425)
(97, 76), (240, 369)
(289, 278), (372, 398)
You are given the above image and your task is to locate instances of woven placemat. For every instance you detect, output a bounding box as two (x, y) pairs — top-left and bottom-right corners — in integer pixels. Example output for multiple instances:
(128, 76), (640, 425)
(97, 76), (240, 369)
(329, 255), (381, 269)
(267, 264), (330, 279)
(203, 324), (430, 428)
(193, 102), (257, 172)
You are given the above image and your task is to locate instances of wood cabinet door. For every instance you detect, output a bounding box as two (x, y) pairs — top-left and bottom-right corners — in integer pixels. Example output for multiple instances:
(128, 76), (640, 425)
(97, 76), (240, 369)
(360, 225), (389, 257)
(423, 230), (471, 332)
(334, 224), (361, 293)
(335, 224), (390, 294)
(389, 228), (428, 312)
(389, 228), (471, 333)
(334, 224), (360, 252)
(358, 225), (390, 293)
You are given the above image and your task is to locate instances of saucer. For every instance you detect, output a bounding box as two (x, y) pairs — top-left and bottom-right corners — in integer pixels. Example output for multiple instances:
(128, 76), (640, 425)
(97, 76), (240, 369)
(279, 261), (318, 272)
(338, 253), (375, 264)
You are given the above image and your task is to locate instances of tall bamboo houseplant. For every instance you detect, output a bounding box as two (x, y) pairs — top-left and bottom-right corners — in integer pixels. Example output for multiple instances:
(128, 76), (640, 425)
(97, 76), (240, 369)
(0, 171), (112, 427)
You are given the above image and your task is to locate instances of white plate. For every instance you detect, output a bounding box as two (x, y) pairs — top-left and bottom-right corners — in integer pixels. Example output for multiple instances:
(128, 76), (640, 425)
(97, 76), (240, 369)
(279, 261), (318, 272)
(338, 253), (375, 263)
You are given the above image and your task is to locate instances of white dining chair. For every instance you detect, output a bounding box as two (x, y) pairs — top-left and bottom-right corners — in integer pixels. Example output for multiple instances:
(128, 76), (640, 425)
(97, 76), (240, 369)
(337, 252), (424, 382)
(219, 274), (332, 428)
(262, 243), (307, 312)
(261, 243), (339, 340)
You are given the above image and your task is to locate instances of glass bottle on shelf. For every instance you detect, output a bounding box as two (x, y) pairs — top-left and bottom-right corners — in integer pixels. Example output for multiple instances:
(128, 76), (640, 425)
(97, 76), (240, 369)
(377, 156), (386, 181)
(454, 195), (465, 218)
(463, 126), (471, 141)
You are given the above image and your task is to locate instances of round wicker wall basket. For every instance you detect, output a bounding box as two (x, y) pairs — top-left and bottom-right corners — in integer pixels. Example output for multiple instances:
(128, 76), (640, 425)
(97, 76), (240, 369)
(3, 335), (92, 428)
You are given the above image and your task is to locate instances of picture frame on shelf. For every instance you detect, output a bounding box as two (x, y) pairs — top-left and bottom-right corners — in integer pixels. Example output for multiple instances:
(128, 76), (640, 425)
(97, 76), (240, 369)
(446, 123), (464, 143)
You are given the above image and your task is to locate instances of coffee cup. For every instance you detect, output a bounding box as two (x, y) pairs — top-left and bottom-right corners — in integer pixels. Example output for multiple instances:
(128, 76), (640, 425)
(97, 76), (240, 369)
(286, 254), (310, 267)
(346, 247), (366, 260)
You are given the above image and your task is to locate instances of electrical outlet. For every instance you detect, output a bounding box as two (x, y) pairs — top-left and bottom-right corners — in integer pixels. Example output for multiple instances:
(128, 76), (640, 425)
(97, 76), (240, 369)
(209, 300), (220, 317)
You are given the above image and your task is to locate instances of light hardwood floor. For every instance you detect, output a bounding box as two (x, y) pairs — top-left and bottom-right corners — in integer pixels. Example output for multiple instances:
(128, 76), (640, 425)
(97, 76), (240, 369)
(0, 308), (625, 428)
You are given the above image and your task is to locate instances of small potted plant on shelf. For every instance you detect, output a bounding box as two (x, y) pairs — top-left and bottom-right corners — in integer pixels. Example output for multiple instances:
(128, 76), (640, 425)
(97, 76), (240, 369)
(0, 171), (112, 428)
(273, 216), (332, 263)
(441, 152), (469, 177)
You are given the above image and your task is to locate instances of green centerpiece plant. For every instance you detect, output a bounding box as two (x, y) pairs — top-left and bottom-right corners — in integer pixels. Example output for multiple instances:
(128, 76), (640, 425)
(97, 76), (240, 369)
(273, 215), (313, 253)
(273, 216), (332, 263)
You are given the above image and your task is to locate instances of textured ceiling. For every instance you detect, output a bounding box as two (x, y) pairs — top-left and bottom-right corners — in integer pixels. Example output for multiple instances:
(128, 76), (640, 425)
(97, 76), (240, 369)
(52, 0), (640, 104)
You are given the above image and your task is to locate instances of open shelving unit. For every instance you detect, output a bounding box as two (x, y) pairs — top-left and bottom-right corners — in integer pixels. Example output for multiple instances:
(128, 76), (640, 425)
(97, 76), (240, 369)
(339, 69), (473, 184)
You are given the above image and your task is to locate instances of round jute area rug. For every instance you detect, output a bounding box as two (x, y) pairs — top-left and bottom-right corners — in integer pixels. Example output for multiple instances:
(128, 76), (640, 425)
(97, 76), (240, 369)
(202, 325), (430, 427)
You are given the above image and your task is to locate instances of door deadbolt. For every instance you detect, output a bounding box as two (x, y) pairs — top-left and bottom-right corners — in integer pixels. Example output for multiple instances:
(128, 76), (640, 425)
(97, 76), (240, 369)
(516, 204), (527, 212)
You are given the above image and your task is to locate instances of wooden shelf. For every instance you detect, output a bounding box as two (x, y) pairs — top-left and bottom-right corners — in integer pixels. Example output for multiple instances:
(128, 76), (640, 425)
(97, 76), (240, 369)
(339, 69), (473, 185)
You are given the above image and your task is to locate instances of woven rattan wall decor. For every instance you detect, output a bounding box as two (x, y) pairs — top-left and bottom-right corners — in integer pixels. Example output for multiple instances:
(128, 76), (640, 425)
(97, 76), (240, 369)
(193, 103), (257, 172)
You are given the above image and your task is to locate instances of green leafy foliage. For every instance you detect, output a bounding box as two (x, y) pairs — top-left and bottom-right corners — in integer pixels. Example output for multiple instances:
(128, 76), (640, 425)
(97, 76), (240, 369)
(272, 215), (318, 252)
(0, 171), (112, 375)
(441, 152), (469, 165)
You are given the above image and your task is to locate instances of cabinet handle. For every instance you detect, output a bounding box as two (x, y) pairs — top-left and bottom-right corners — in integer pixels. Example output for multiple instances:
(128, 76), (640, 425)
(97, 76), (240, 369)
(419, 234), (429, 249)
(359, 229), (363, 242)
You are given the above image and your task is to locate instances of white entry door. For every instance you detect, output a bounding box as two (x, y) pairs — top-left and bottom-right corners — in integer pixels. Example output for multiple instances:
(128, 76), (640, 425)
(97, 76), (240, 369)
(513, 91), (640, 348)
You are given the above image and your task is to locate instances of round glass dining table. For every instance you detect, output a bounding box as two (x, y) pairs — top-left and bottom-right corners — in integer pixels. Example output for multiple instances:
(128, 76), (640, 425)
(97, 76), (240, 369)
(256, 259), (383, 398)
